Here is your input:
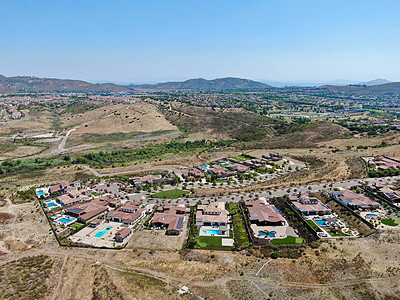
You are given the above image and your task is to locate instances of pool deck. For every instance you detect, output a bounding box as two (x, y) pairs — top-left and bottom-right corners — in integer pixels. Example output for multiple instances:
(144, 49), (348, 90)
(56, 216), (77, 224)
(251, 224), (289, 240)
(199, 225), (229, 237)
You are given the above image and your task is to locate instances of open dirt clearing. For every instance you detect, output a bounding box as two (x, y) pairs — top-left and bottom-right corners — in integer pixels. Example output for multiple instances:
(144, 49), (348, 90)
(70, 102), (177, 136)
(0, 109), (55, 135)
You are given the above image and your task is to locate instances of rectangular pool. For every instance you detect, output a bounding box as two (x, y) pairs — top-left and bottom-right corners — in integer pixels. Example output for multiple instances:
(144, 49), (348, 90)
(95, 226), (113, 238)
(46, 202), (58, 208)
(58, 217), (76, 224)
(37, 190), (44, 196)
(315, 219), (328, 226)
(202, 229), (220, 235)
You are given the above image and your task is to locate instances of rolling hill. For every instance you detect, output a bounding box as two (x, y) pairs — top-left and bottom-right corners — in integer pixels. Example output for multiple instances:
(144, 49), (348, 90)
(0, 76), (130, 93)
(317, 82), (400, 95)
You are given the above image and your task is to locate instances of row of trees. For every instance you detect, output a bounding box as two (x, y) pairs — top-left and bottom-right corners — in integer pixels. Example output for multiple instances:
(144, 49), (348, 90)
(72, 140), (231, 167)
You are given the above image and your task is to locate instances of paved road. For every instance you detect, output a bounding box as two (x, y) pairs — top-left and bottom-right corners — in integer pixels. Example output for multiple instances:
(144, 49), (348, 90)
(127, 175), (400, 205)
(53, 128), (76, 154)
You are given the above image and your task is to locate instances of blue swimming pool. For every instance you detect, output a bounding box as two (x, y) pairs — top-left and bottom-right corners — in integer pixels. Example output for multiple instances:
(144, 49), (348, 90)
(199, 164), (209, 168)
(95, 226), (113, 238)
(366, 213), (378, 217)
(315, 219), (328, 226)
(58, 217), (76, 224)
(37, 190), (44, 196)
(202, 229), (220, 235)
(259, 231), (276, 237)
(46, 202), (58, 208)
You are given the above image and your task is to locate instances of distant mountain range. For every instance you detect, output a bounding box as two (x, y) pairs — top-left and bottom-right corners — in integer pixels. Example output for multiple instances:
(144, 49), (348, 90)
(130, 77), (272, 91)
(356, 78), (391, 86)
(0, 75), (397, 94)
(262, 78), (391, 87)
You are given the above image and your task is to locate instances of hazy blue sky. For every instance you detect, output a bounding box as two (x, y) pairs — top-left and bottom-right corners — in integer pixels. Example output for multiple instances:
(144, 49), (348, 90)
(1, 0), (399, 83)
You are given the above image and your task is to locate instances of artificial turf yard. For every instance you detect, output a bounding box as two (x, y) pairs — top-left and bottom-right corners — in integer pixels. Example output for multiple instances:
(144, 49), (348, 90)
(150, 189), (190, 199)
(270, 236), (304, 244)
(194, 231), (234, 249)
(231, 155), (250, 162)
(306, 219), (322, 232)
(381, 218), (398, 226)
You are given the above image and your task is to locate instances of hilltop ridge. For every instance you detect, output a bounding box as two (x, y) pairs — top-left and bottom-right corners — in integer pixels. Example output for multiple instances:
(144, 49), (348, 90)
(130, 77), (272, 91)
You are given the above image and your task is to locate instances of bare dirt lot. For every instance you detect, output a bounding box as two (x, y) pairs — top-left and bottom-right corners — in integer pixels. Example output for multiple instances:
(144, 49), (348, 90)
(128, 218), (189, 251)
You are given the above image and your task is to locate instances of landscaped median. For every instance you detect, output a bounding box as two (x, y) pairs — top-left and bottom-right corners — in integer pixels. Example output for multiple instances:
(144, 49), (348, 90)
(226, 202), (251, 249)
(150, 189), (189, 199)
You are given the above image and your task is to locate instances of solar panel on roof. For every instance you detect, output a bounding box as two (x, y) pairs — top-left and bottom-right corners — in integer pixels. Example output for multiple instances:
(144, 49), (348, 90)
(68, 208), (83, 214)
(177, 217), (184, 229)
(272, 206), (281, 214)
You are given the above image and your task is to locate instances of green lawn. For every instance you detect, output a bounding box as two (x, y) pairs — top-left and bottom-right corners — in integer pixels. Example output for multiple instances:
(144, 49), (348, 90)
(326, 228), (346, 236)
(71, 223), (83, 229)
(150, 189), (190, 199)
(194, 231), (234, 249)
(270, 236), (304, 244)
(381, 219), (398, 226)
(231, 156), (249, 162)
(306, 220), (322, 232)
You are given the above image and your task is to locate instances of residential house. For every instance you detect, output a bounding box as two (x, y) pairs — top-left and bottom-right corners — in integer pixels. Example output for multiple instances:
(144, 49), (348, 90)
(288, 192), (331, 215)
(106, 201), (144, 225)
(114, 228), (132, 242)
(182, 169), (205, 180)
(65, 202), (108, 223)
(226, 163), (250, 173)
(195, 202), (229, 234)
(150, 205), (186, 235)
(243, 159), (267, 168)
(57, 190), (90, 207)
(245, 198), (286, 226)
(207, 165), (236, 178)
(331, 189), (380, 209)
(262, 152), (283, 161)
(366, 184), (400, 204)
(130, 174), (175, 186)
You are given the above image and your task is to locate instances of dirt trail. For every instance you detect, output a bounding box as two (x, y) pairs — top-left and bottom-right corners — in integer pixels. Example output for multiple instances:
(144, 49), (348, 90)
(51, 257), (67, 300)
(3, 245), (399, 297)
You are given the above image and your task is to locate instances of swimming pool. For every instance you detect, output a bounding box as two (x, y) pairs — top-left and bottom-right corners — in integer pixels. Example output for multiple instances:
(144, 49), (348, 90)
(95, 226), (113, 238)
(199, 164), (209, 168)
(259, 231), (276, 237)
(366, 213), (378, 217)
(202, 229), (220, 235)
(58, 217), (76, 224)
(46, 202), (58, 208)
(37, 190), (44, 196)
(315, 219), (328, 226)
